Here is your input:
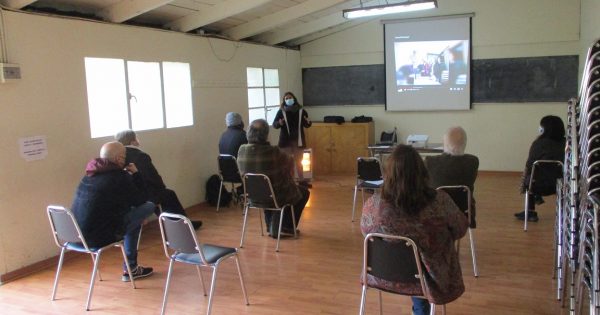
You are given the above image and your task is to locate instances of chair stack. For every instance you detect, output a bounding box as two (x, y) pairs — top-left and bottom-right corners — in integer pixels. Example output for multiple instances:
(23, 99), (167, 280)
(556, 38), (600, 315)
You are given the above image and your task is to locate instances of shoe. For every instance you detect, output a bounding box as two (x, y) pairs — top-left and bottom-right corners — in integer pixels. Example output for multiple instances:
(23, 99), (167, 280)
(191, 220), (203, 230)
(516, 211), (539, 222)
(534, 195), (545, 205)
(281, 227), (300, 235)
(122, 265), (153, 282)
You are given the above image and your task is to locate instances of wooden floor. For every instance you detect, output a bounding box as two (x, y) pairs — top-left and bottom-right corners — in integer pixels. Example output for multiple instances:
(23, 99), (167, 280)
(0, 173), (572, 314)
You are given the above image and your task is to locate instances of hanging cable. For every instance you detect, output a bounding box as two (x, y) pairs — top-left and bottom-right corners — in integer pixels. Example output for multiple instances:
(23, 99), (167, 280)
(207, 36), (242, 63)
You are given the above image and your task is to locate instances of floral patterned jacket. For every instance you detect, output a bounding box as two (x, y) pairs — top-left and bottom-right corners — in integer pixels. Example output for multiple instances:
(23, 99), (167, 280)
(360, 191), (468, 305)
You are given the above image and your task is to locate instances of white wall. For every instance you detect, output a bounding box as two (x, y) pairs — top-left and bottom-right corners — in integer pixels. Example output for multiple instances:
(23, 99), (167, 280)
(580, 0), (600, 58)
(300, 0), (580, 171)
(0, 10), (300, 277)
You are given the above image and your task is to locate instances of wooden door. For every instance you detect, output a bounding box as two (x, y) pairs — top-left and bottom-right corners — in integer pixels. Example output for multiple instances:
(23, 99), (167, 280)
(331, 124), (370, 174)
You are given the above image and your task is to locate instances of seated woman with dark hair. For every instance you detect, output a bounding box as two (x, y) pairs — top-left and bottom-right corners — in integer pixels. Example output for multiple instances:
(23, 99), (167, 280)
(515, 115), (566, 222)
(361, 145), (468, 315)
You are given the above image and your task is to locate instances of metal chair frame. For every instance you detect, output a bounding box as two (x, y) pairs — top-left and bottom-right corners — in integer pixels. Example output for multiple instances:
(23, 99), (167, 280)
(524, 160), (564, 231)
(359, 233), (445, 315)
(158, 213), (249, 315)
(239, 173), (297, 252)
(217, 154), (244, 212)
(436, 185), (479, 277)
(352, 157), (384, 222)
(47, 205), (136, 311)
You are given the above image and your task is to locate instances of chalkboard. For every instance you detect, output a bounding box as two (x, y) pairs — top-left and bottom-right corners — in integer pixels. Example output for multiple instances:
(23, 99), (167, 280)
(302, 56), (578, 105)
(472, 56), (578, 103)
(302, 65), (385, 105)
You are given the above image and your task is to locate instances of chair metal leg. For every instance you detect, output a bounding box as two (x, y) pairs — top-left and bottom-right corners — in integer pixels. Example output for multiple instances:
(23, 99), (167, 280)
(51, 247), (66, 301)
(216, 180), (223, 212)
(468, 228), (479, 277)
(275, 209), (285, 252)
(359, 285), (367, 315)
(85, 251), (102, 311)
(234, 255), (250, 305)
(160, 259), (175, 315)
(240, 205), (250, 248)
(378, 290), (383, 315)
(206, 265), (220, 315)
(136, 225), (143, 251)
(259, 209), (264, 236)
(524, 189), (529, 231)
(90, 253), (102, 281)
(430, 303), (436, 315)
(352, 185), (359, 222)
(290, 205), (298, 238)
(119, 244), (136, 289)
(196, 266), (207, 296)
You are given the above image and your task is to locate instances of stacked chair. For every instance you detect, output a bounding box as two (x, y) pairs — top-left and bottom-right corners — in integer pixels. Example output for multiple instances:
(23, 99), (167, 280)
(556, 38), (600, 315)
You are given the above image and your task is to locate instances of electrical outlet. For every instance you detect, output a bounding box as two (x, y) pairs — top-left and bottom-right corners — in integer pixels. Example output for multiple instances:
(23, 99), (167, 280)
(0, 63), (21, 83)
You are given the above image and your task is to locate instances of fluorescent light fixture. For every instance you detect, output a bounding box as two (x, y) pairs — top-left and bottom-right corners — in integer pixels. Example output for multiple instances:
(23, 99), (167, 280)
(343, 0), (437, 19)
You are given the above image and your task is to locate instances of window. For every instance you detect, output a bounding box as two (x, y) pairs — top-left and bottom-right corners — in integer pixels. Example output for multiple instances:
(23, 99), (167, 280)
(84, 58), (194, 138)
(247, 67), (280, 124)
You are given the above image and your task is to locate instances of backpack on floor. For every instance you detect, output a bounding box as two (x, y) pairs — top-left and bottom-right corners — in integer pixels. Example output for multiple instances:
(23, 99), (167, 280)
(206, 174), (232, 207)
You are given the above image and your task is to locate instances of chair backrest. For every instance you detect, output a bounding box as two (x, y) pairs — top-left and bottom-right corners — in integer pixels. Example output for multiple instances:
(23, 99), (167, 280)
(379, 128), (397, 144)
(436, 185), (470, 211)
(243, 173), (279, 209)
(357, 158), (383, 182)
(529, 160), (564, 192)
(158, 213), (208, 263)
(362, 233), (427, 296)
(47, 205), (88, 249)
(218, 154), (242, 183)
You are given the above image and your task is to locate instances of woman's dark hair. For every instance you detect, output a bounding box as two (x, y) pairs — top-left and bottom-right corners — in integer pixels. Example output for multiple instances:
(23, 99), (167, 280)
(280, 91), (300, 108)
(382, 145), (436, 215)
(539, 115), (565, 141)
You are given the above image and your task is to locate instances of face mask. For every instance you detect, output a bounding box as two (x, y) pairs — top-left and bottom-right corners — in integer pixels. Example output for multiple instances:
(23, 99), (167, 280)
(539, 126), (544, 134)
(285, 98), (295, 106)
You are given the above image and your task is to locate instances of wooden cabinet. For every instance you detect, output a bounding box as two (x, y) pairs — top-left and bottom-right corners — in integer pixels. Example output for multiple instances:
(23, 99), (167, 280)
(305, 122), (374, 175)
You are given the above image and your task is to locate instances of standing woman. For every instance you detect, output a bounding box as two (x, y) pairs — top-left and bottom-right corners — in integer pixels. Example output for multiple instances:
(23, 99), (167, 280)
(361, 145), (468, 315)
(272, 92), (312, 184)
(515, 115), (566, 222)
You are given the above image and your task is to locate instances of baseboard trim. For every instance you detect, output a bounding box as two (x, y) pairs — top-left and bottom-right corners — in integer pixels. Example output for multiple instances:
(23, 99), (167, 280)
(479, 170), (521, 176)
(0, 251), (78, 285)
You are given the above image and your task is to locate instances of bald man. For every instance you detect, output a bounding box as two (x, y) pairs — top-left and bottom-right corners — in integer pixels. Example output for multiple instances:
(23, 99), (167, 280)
(71, 141), (155, 281)
(425, 126), (479, 228)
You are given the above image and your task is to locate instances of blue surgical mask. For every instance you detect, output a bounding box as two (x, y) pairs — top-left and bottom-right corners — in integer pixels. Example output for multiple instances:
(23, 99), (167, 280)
(285, 98), (295, 106)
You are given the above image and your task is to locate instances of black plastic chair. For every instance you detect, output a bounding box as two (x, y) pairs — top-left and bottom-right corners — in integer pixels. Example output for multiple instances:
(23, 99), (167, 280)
(240, 173), (297, 252)
(377, 127), (397, 145)
(523, 160), (564, 231)
(217, 154), (243, 212)
(47, 205), (136, 311)
(352, 157), (383, 222)
(359, 233), (445, 315)
(436, 185), (479, 277)
(158, 213), (249, 315)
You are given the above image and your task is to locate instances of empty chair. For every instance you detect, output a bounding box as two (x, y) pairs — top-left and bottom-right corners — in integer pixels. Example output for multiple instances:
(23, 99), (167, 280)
(377, 127), (398, 145)
(352, 157), (383, 222)
(158, 213), (249, 315)
(216, 154), (243, 211)
(359, 233), (446, 315)
(523, 160), (564, 231)
(240, 173), (297, 252)
(436, 185), (479, 277)
(47, 205), (136, 311)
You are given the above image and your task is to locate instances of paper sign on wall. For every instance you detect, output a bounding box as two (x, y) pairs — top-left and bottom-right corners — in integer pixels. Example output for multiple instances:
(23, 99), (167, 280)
(19, 136), (48, 161)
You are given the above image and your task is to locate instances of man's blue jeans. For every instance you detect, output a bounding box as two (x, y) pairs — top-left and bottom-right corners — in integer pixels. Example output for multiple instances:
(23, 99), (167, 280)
(412, 297), (431, 315)
(122, 201), (155, 271)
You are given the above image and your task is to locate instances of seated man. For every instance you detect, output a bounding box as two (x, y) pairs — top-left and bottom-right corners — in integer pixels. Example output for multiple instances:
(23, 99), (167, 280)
(219, 112), (248, 158)
(237, 119), (310, 238)
(115, 130), (202, 230)
(425, 126), (479, 228)
(72, 141), (155, 281)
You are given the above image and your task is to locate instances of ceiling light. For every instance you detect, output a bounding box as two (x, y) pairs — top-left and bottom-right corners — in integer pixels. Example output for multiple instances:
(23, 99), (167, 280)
(343, 0), (438, 19)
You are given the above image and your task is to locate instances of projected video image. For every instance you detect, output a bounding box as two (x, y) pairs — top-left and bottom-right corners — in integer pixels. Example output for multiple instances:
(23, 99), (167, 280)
(394, 40), (468, 89)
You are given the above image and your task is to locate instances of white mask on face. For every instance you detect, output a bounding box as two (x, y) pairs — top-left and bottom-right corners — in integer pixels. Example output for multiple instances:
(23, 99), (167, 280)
(539, 126), (544, 134)
(285, 98), (295, 106)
